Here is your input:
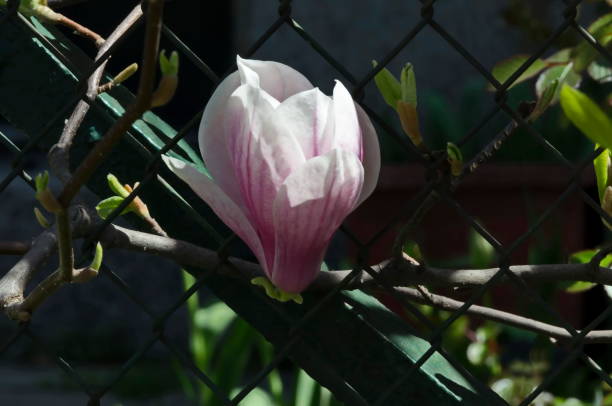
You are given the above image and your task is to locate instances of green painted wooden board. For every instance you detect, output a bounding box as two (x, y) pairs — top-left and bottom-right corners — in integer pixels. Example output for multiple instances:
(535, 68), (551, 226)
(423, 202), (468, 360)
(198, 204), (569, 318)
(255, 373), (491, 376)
(0, 10), (505, 405)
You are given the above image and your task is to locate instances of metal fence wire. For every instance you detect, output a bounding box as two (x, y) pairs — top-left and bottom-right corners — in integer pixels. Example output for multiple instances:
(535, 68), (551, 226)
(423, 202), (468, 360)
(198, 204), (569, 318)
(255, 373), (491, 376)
(1, 0), (612, 405)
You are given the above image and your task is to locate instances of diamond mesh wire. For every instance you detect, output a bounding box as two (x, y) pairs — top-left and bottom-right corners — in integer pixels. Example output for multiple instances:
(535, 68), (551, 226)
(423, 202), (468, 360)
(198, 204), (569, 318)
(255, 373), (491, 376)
(1, 0), (611, 405)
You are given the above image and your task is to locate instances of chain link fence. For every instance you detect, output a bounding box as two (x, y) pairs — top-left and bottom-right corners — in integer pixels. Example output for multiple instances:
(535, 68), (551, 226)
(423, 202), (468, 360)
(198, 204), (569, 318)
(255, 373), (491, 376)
(1, 0), (612, 405)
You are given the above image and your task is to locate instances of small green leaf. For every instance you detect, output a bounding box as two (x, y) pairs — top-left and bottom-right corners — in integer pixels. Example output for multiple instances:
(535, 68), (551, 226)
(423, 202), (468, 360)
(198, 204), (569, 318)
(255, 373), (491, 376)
(565, 248), (612, 293)
(95, 196), (134, 219)
(400, 63), (417, 106)
(594, 147), (610, 201)
(530, 63), (580, 121)
(34, 171), (49, 193)
(559, 85), (612, 150)
(535, 63), (580, 101)
(587, 59), (612, 84)
(251, 277), (303, 304)
(372, 60), (401, 109)
(529, 78), (559, 122)
(33, 207), (49, 228)
(490, 55), (548, 90)
(446, 142), (463, 176)
(569, 248), (612, 266)
(545, 48), (572, 64)
(565, 281), (597, 293)
(107, 173), (130, 198)
(468, 228), (495, 268)
(89, 242), (103, 271)
(159, 50), (179, 76)
(571, 13), (612, 72)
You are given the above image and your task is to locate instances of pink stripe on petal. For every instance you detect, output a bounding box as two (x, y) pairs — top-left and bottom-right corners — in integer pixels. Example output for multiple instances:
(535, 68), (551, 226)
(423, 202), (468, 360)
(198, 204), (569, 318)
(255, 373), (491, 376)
(226, 85), (307, 268)
(271, 149), (364, 293)
(162, 155), (269, 274)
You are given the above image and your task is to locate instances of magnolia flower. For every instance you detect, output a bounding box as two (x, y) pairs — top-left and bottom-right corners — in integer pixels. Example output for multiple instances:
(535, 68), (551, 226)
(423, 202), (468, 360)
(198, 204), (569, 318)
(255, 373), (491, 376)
(163, 56), (380, 294)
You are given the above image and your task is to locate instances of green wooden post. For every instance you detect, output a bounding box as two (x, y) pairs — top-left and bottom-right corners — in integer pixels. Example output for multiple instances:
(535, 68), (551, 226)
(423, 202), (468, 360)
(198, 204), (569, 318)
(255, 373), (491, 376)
(0, 12), (504, 405)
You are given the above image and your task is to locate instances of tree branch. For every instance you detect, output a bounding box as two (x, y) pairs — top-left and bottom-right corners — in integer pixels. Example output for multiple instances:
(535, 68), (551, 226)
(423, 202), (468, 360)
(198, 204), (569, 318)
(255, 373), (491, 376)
(0, 206), (93, 316)
(3, 207), (612, 343)
(0, 230), (57, 310)
(48, 4), (144, 184)
(57, 0), (164, 207)
(391, 286), (612, 344)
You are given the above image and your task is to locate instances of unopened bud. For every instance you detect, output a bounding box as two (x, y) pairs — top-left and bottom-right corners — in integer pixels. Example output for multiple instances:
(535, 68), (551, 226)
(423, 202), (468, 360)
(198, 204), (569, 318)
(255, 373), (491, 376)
(34, 171), (62, 213)
(113, 63), (138, 85)
(397, 101), (423, 146)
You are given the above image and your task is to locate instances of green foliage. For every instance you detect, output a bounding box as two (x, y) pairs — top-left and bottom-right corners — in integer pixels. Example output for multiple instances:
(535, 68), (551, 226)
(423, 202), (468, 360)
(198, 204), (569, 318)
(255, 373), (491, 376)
(159, 50), (179, 76)
(468, 228), (495, 268)
(95, 196), (134, 219)
(588, 59), (612, 84)
(251, 276), (303, 304)
(89, 242), (103, 272)
(180, 270), (338, 405)
(400, 63), (417, 106)
(564, 249), (612, 293)
(593, 148), (610, 201)
(466, 324), (501, 377)
(446, 142), (463, 176)
(571, 13), (612, 72)
(107, 174), (130, 198)
(560, 85), (612, 150)
(372, 61), (401, 109)
(535, 63), (580, 103)
(491, 55), (548, 89)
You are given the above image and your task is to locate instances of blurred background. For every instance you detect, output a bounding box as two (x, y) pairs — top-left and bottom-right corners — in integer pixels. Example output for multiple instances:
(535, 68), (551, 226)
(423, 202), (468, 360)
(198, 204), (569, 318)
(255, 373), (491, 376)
(1, 0), (611, 404)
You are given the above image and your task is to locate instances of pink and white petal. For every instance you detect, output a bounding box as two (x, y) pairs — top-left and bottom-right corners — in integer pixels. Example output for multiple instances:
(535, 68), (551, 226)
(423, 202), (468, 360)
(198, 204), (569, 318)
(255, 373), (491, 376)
(198, 70), (243, 205)
(331, 80), (362, 159)
(225, 85), (307, 266)
(198, 57), (280, 207)
(237, 55), (261, 88)
(239, 57), (314, 102)
(161, 155), (269, 273)
(271, 149), (364, 293)
(272, 88), (333, 160)
(355, 104), (381, 206)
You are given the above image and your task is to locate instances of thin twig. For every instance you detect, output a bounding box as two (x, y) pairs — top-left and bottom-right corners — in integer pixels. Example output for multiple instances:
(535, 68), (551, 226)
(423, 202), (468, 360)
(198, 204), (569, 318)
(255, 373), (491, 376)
(56, 210), (74, 281)
(13, 265), (97, 319)
(0, 206), (91, 308)
(48, 4), (144, 184)
(391, 286), (612, 344)
(0, 240), (30, 255)
(57, 0), (164, 207)
(55, 13), (104, 46)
